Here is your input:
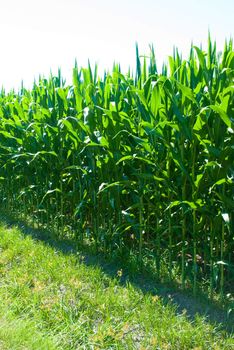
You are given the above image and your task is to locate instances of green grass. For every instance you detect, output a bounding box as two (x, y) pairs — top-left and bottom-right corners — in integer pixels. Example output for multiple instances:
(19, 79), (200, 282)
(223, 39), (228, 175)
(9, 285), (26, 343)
(0, 223), (233, 349)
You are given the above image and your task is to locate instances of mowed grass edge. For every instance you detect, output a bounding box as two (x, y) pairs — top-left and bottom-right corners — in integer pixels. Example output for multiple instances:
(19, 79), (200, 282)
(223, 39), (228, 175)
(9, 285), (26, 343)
(0, 223), (233, 350)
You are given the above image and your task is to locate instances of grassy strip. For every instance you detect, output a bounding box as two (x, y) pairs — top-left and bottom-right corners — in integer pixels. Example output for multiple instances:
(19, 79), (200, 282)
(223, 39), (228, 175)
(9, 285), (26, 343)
(0, 224), (233, 349)
(0, 314), (59, 350)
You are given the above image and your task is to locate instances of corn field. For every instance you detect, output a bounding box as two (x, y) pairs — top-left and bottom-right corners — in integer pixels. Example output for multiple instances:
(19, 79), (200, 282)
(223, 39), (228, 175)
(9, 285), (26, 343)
(0, 38), (233, 298)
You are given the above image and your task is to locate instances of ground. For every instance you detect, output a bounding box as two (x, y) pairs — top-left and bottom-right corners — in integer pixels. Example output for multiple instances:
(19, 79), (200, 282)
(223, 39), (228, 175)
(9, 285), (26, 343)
(0, 217), (233, 349)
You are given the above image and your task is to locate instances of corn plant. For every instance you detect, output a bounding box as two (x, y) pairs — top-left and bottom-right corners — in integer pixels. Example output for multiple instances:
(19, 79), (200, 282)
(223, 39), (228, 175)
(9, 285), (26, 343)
(0, 37), (233, 299)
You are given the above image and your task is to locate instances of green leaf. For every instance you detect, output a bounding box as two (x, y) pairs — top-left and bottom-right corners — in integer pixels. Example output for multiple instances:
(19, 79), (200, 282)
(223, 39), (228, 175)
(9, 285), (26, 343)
(40, 188), (61, 204)
(210, 105), (231, 128)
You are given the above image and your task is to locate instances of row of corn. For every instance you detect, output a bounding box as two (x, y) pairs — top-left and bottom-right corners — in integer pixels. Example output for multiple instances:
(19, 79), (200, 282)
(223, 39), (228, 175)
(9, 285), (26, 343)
(0, 37), (233, 299)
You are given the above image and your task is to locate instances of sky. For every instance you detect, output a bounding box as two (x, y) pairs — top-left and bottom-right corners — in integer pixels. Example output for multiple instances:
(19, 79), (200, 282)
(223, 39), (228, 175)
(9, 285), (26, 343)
(0, 0), (233, 91)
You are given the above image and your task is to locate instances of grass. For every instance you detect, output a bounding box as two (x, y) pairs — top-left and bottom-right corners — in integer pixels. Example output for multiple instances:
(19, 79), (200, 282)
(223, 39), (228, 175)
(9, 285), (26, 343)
(0, 222), (233, 349)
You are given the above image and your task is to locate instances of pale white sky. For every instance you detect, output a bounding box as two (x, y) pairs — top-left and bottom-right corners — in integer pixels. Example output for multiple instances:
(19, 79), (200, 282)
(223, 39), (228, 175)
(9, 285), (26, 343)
(0, 0), (233, 91)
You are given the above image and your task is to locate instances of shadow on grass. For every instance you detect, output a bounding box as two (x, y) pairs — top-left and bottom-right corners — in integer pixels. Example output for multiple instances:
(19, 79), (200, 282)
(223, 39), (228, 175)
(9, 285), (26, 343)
(0, 211), (233, 334)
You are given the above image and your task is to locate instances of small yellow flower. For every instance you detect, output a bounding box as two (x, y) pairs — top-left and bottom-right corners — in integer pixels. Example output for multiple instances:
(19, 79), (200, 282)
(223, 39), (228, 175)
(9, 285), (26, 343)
(150, 336), (157, 346)
(32, 280), (45, 292)
(117, 269), (123, 277)
(152, 295), (160, 303)
(69, 277), (82, 288)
